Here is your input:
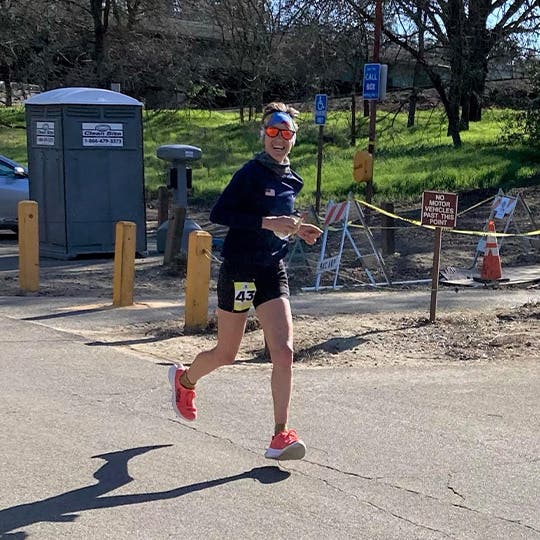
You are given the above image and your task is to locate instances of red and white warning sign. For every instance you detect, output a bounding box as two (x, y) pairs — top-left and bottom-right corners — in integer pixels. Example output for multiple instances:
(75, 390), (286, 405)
(324, 200), (349, 226)
(421, 191), (458, 229)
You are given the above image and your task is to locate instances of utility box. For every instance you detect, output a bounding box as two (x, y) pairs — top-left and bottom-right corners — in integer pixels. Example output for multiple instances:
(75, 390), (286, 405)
(25, 87), (146, 258)
(157, 144), (202, 207)
(156, 144), (202, 254)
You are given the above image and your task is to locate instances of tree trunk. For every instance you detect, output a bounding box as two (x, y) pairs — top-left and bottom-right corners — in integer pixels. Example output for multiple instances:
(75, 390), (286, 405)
(460, 94), (470, 131)
(460, 80), (484, 127)
(407, 88), (417, 128)
(350, 92), (356, 146)
(465, 4), (491, 123)
(408, 5), (425, 128)
(239, 103), (245, 123)
(447, 93), (462, 147)
(94, 26), (106, 84)
(0, 66), (13, 107)
(429, 68), (462, 147)
(469, 94), (482, 121)
(90, 0), (111, 86)
(410, 62), (462, 146)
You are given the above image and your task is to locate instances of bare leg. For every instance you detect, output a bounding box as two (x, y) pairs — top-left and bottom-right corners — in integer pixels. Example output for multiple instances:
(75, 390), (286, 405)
(256, 297), (294, 430)
(186, 308), (248, 384)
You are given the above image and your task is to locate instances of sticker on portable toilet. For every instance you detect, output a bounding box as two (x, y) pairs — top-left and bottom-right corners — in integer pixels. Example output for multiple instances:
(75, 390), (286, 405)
(82, 123), (124, 147)
(36, 121), (55, 146)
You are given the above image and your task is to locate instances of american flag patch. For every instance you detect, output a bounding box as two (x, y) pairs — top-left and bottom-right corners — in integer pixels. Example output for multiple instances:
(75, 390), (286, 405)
(265, 188), (275, 196)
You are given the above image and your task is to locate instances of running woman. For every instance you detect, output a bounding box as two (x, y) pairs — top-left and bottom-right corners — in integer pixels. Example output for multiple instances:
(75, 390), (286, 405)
(169, 102), (322, 460)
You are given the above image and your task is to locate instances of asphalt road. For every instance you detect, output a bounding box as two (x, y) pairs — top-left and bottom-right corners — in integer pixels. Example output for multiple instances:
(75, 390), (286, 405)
(1, 298), (539, 539)
(1, 235), (539, 539)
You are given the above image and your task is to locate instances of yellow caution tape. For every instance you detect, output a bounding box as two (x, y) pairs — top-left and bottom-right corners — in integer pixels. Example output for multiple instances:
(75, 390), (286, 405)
(456, 195), (496, 217)
(355, 199), (540, 238)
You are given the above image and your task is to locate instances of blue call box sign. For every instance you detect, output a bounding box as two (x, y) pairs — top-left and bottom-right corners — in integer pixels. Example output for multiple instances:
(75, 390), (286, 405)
(363, 63), (381, 100)
(314, 94), (327, 125)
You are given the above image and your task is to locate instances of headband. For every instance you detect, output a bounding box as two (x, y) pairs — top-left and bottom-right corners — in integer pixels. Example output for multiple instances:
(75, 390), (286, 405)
(265, 111), (295, 129)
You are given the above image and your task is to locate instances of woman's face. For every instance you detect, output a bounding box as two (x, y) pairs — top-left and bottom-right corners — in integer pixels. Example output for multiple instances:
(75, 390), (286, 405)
(263, 122), (296, 163)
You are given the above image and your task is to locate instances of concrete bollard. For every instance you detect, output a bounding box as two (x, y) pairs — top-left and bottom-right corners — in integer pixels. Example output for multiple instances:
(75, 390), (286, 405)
(18, 200), (39, 292)
(185, 230), (212, 331)
(113, 221), (136, 307)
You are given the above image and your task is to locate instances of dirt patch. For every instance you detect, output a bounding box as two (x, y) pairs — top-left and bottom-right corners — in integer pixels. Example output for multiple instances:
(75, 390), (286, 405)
(89, 302), (539, 369)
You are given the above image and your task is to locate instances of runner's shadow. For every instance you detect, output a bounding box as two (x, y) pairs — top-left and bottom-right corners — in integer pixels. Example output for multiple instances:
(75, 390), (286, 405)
(0, 445), (289, 538)
(85, 336), (167, 346)
(296, 323), (427, 360)
(22, 306), (113, 321)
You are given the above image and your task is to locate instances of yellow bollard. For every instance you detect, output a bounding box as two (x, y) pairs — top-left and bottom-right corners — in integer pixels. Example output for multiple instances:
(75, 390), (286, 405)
(18, 200), (39, 292)
(185, 230), (212, 331)
(113, 221), (136, 307)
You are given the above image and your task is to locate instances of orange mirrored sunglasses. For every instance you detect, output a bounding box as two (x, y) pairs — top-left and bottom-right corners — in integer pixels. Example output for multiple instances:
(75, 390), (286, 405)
(264, 126), (296, 141)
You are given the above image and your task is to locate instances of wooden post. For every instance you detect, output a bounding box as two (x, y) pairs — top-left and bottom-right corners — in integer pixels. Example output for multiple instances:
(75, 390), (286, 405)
(350, 93), (356, 146)
(18, 200), (39, 292)
(381, 202), (395, 255)
(363, 99), (369, 117)
(429, 227), (443, 323)
(163, 206), (186, 266)
(366, 0), (383, 205)
(113, 221), (136, 307)
(157, 185), (169, 227)
(185, 230), (212, 331)
(315, 125), (324, 215)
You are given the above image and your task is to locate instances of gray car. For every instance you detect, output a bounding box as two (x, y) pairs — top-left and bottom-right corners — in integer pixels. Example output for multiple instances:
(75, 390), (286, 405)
(0, 154), (30, 232)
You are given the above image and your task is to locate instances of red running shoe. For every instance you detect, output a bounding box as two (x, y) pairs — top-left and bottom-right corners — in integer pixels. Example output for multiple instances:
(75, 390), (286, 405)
(168, 364), (197, 421)
(264, 429), (306, 460)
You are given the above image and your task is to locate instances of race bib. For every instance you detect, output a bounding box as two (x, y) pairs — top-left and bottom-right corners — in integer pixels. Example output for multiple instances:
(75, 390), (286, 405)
(233, 281), (257, 312)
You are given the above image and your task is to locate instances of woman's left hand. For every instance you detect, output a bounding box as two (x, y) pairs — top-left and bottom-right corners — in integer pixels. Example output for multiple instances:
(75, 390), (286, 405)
(296, 223), (323, 245)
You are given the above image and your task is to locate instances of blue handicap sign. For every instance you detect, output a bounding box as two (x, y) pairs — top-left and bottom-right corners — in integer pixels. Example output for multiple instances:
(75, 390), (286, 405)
(363, 64), (381, 100)
(314, 94), (327, 125)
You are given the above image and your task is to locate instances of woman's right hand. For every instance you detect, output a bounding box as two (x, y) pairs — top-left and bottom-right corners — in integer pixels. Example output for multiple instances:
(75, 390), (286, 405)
(297, 223), (323, 245)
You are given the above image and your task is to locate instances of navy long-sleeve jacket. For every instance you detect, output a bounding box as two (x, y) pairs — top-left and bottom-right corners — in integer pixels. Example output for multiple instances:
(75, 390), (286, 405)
(210, 158), (304, 266)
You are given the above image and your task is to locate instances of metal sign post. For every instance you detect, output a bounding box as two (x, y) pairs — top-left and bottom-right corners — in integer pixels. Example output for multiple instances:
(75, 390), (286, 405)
(363, 56), (387, 204)
(421, 191), (459, 322)
(314, 94), (327, 215)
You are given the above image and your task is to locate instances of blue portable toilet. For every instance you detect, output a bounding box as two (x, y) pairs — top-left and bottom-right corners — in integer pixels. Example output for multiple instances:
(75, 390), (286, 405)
(25, 87), (146, 258)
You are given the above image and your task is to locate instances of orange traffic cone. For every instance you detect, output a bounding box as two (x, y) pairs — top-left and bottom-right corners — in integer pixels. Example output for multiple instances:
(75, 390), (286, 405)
(480, 220), (502, 281)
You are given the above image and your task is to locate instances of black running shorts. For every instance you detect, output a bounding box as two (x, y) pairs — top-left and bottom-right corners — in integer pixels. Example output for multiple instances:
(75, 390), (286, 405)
(217, 259), (289, 313)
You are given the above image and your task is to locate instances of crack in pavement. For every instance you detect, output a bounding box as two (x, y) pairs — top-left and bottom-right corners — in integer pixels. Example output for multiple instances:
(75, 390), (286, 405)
(363, 499), (458, 539)
(451, 503), (540, 535)
(283, 458), (539, 536)
(280, 461), (457, 538)
(164, 422), (540, 536)
(446, 472), (465, 501)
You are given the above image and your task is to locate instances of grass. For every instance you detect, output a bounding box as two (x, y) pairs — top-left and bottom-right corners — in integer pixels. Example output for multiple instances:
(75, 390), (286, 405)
(1, 105), (538, 208)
